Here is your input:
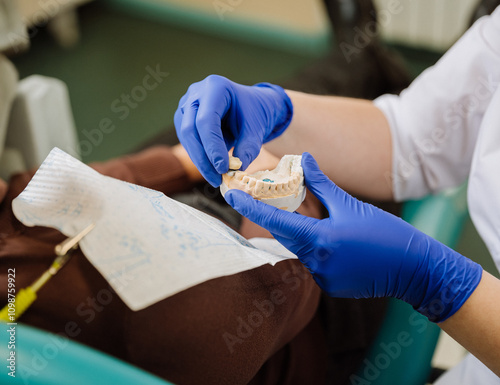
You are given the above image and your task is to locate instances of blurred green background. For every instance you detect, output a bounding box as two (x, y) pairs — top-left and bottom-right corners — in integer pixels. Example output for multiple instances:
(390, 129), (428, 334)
(11, 2), (498, 277)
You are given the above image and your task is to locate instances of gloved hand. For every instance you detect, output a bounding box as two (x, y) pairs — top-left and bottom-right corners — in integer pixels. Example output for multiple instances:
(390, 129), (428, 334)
(225, 153), (483, 322)
(174, 75), (293, 187)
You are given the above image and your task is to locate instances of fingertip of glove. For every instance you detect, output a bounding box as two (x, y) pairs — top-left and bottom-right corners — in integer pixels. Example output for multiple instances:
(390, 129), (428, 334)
(240, 154), (253, 171)
(233, 145), (258, 171)
(225, 189), (253, 212)
(301, 152), (317, 170)
(224, 190), (236, 206)
(213, 157), (228, 174)
(301, 153), (325, 183)
(206, 173), (222, 188)
(225, 189), (245, 208)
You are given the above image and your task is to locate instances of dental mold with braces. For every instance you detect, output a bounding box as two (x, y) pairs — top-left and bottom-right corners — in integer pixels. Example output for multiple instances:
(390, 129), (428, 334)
(220, 155), (306, 212)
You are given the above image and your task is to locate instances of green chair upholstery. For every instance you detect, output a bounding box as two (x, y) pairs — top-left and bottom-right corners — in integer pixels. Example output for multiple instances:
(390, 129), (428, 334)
(352, 185), (469, 385)
(0, 323), (173, 385)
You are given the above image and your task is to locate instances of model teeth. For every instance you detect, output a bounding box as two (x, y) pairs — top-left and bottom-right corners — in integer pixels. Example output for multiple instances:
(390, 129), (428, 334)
(229, 155), (242, 171)
(220, 154), (306, 212)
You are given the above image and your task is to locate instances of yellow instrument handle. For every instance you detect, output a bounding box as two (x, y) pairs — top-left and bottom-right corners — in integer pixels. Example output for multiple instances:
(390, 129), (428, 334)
(0, 288), (37, 322)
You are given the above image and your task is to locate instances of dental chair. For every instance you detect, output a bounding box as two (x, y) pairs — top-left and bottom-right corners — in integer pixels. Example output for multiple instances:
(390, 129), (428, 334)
(0, 323), (174, 385)
(0, 60), (463, 385)
(0, 51), (462, 385)
(0, 187), (465, 385)
(0, 72), (463, 385)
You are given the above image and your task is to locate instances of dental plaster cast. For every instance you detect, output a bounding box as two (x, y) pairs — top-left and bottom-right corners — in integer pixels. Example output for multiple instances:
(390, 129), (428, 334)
(220, 155), (306, 212)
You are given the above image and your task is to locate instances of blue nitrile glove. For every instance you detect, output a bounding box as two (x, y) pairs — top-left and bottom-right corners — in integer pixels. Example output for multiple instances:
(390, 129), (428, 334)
(224, 152), (483, 322)
(174, 75), (293, 187)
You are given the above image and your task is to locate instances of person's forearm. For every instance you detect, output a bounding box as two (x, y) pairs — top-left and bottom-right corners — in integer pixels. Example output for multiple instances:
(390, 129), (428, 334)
(439, 271), (500, 376)
(265, 91), (394, 200)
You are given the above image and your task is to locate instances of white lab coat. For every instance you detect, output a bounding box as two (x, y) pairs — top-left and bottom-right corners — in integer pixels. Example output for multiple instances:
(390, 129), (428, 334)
(374, 6), (500, 383)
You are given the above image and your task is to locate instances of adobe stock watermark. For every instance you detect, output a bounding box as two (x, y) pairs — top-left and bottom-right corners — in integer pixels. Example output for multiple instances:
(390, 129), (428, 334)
(213, 0), (243, 21)
(66, 64), (169, 159)
(16, 269), (134, 382)
(340, 0), (405, 63)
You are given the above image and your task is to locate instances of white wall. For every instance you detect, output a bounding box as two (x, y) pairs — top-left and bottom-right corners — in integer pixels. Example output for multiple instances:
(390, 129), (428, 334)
(125, 0), (483, 52)
(374, 0), (481, 50)
(162, 0), (330, 36)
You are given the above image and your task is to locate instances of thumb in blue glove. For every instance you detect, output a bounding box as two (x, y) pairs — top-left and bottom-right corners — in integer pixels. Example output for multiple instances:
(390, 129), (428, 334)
(174, 75), (293, 187)
(225, 152), (483, 323)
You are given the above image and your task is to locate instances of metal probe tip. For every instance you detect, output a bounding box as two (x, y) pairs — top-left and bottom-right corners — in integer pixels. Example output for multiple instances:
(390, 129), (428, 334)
(55, 223), (95, 256)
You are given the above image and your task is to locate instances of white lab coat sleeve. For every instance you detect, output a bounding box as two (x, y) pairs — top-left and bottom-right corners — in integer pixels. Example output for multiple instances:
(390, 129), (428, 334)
(373, 7), (500, 201)
(467, 86), (500, 268)
(433, 354), (500, 385)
